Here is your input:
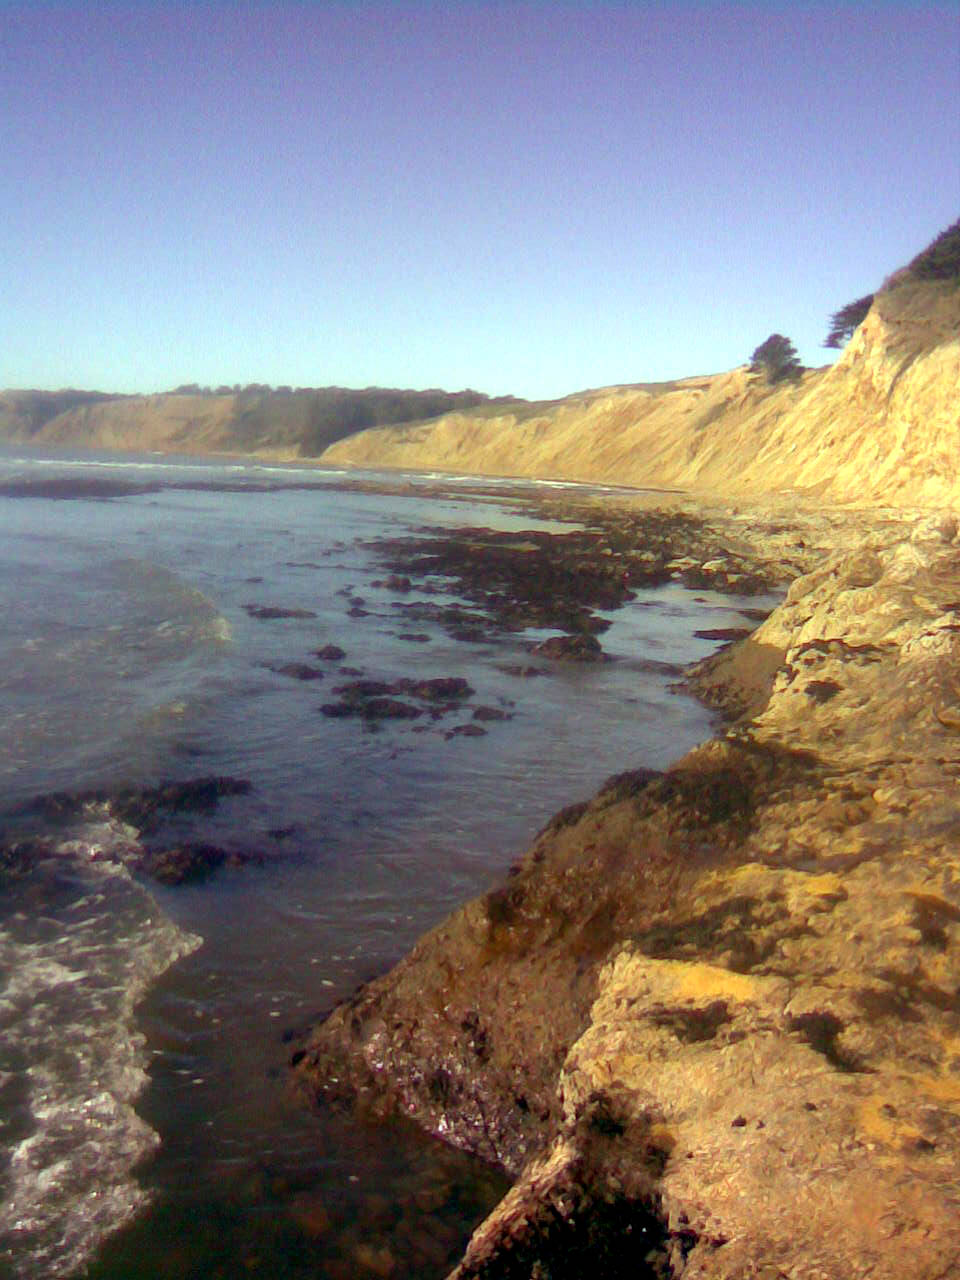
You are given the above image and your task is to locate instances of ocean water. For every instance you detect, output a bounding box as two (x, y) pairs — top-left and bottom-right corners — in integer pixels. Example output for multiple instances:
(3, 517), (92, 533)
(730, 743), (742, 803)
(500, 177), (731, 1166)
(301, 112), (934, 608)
(0, 446), (768, 1279)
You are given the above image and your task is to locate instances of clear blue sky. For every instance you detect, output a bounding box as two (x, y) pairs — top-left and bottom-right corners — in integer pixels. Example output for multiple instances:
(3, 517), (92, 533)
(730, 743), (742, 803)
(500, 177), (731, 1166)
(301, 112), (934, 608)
(2, 1), (958, 400)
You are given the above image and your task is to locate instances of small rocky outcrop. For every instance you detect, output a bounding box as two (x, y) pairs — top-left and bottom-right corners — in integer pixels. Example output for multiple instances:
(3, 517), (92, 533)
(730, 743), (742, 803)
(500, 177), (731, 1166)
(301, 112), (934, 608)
(532, 633), (605, 662)
(7, 776), (261, 887)
(265, 662), (325, 681)
(244, 604), (317, 620)
(134, 841), (264, 885)
(21, 776), (252, 831)
(320, 675), (477, 723)
(315, 644), (347, 661)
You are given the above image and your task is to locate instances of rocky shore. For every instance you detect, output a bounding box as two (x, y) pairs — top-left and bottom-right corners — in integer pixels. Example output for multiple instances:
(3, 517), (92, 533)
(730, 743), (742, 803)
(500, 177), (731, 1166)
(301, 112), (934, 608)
(294, 503), (960, 1279)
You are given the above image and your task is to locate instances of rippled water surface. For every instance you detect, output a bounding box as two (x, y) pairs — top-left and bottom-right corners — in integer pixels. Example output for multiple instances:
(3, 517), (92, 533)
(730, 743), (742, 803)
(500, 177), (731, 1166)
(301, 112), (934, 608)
(0, 446), (769, 1278)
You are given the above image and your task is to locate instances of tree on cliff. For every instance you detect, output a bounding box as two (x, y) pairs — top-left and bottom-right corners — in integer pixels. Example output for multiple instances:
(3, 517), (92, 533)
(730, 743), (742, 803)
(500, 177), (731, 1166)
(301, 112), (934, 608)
(824, 293), (874, 348)
(749, 334), (803, 384)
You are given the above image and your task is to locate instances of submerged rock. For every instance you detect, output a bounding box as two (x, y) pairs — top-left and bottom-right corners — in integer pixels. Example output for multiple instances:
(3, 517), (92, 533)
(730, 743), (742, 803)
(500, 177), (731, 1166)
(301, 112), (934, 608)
(315, 644), (347, 661)
(399, 676), (474, 702)
(472, 706), (511, 722)
(135, 842), (264, 886)
(244, 604), (317, 620)
(266, 662), (325, 681)
(319, 702), (358, 718)
(333, 679), (397, 702)
(445, 723), (487, 740)
(531, 633), (605, 662)
(23, 776), (252, 832)
(11, 777), (263, 886)
(360, 698), (422, 720)
(322, 674), (477, 725)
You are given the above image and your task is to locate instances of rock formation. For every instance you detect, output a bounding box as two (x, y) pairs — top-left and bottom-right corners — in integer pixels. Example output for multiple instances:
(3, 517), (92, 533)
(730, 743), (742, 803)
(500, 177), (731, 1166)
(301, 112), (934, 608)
(296, 512), (960, 1278)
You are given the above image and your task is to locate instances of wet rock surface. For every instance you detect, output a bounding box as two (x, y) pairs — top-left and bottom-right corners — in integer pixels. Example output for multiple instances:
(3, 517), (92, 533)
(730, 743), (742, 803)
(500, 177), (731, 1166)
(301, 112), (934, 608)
(531, 633), (605, 662)
(320, 674), (489, 728)
(244, 604), (318, 620)
(265, 662), (325, 681)
(19, 775), (252, 831)
(362, 508), (792, 663)
(314, 644), (347, 661)
(295, 507), (960, 1279)
(135, 841), (265, 886)
(6, 776), (263, 886)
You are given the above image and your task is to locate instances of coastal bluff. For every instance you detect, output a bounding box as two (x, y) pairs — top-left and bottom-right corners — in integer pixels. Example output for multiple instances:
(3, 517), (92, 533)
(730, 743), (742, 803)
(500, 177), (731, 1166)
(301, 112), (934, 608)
(322, 272), (960, 509)
(3, 231), (957, 513)
(296, 511), (960, 1278)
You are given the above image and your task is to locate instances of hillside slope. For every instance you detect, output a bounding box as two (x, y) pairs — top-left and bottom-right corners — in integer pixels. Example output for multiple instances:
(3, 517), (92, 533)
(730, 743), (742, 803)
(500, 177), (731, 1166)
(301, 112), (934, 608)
(0, 386), (501, 457)
(0, 389), (122, 439)
(34, 393), (242, 452)
(323, 272), (960, 505)
(5, 223), (957, 506)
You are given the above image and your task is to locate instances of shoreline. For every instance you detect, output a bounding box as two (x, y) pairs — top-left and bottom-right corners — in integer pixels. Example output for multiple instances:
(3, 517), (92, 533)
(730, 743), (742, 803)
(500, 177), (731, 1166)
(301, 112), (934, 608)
(4, 465), (798, 1280)
(294, 500), (960, 1279)
(3, 433), (944, 516)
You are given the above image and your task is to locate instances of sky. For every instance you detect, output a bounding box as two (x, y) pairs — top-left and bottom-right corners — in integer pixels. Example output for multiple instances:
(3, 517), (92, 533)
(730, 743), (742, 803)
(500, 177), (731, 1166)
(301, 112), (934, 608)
(2, 1), (958, 401)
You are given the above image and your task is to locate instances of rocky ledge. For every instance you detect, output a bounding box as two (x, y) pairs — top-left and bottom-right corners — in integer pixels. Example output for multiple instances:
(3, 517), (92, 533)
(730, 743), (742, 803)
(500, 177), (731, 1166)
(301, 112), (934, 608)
(294, 511), (960, 1279)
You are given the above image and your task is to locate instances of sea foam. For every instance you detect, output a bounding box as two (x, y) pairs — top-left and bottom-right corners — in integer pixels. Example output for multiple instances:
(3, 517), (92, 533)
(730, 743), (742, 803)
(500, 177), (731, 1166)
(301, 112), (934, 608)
(0, 830), (200, 1278)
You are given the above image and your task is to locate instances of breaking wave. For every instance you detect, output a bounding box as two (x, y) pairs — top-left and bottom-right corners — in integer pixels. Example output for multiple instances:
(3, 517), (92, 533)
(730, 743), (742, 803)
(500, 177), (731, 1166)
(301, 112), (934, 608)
(0, 822), (200, 1278)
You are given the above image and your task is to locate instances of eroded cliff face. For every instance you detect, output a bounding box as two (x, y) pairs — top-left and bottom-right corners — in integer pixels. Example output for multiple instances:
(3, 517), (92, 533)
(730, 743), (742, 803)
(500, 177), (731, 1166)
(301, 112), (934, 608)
(0, 386), (504, 458)
(323, 278), (960, 508)
(5, 276), (955, 509)
(296, 512), (960, 1279)
(723, 279), (960, 503)
(12, 392), (243, 452)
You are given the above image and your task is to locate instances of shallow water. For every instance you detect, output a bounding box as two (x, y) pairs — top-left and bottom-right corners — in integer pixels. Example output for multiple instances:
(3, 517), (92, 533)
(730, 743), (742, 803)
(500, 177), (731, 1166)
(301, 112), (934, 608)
(0, 446), (770, 1278)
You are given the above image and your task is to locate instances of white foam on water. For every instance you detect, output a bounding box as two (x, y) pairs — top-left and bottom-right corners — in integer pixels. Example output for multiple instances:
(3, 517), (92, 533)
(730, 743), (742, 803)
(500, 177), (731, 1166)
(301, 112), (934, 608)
(0, 829), (201, 1278)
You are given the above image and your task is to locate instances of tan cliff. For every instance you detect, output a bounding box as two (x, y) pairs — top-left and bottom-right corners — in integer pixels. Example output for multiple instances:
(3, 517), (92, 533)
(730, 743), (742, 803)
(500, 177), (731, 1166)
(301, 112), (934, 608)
(322, 275), (960, 507)
(0, 386), (498, 459)
(33, 392), (245, 453)
(4, 232), (957, 510)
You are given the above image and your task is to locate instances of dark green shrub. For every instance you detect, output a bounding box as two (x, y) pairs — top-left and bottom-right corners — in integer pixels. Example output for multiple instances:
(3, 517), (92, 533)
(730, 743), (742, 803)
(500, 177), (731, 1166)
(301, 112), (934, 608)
(749, 334), (803, 384)
(905, 217), (960, 282)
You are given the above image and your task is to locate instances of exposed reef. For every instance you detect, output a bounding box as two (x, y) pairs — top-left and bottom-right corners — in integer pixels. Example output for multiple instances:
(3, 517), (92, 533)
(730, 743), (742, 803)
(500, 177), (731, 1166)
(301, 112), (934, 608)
(5, 776), (262, 885)
(295, 509), (960, 1279)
